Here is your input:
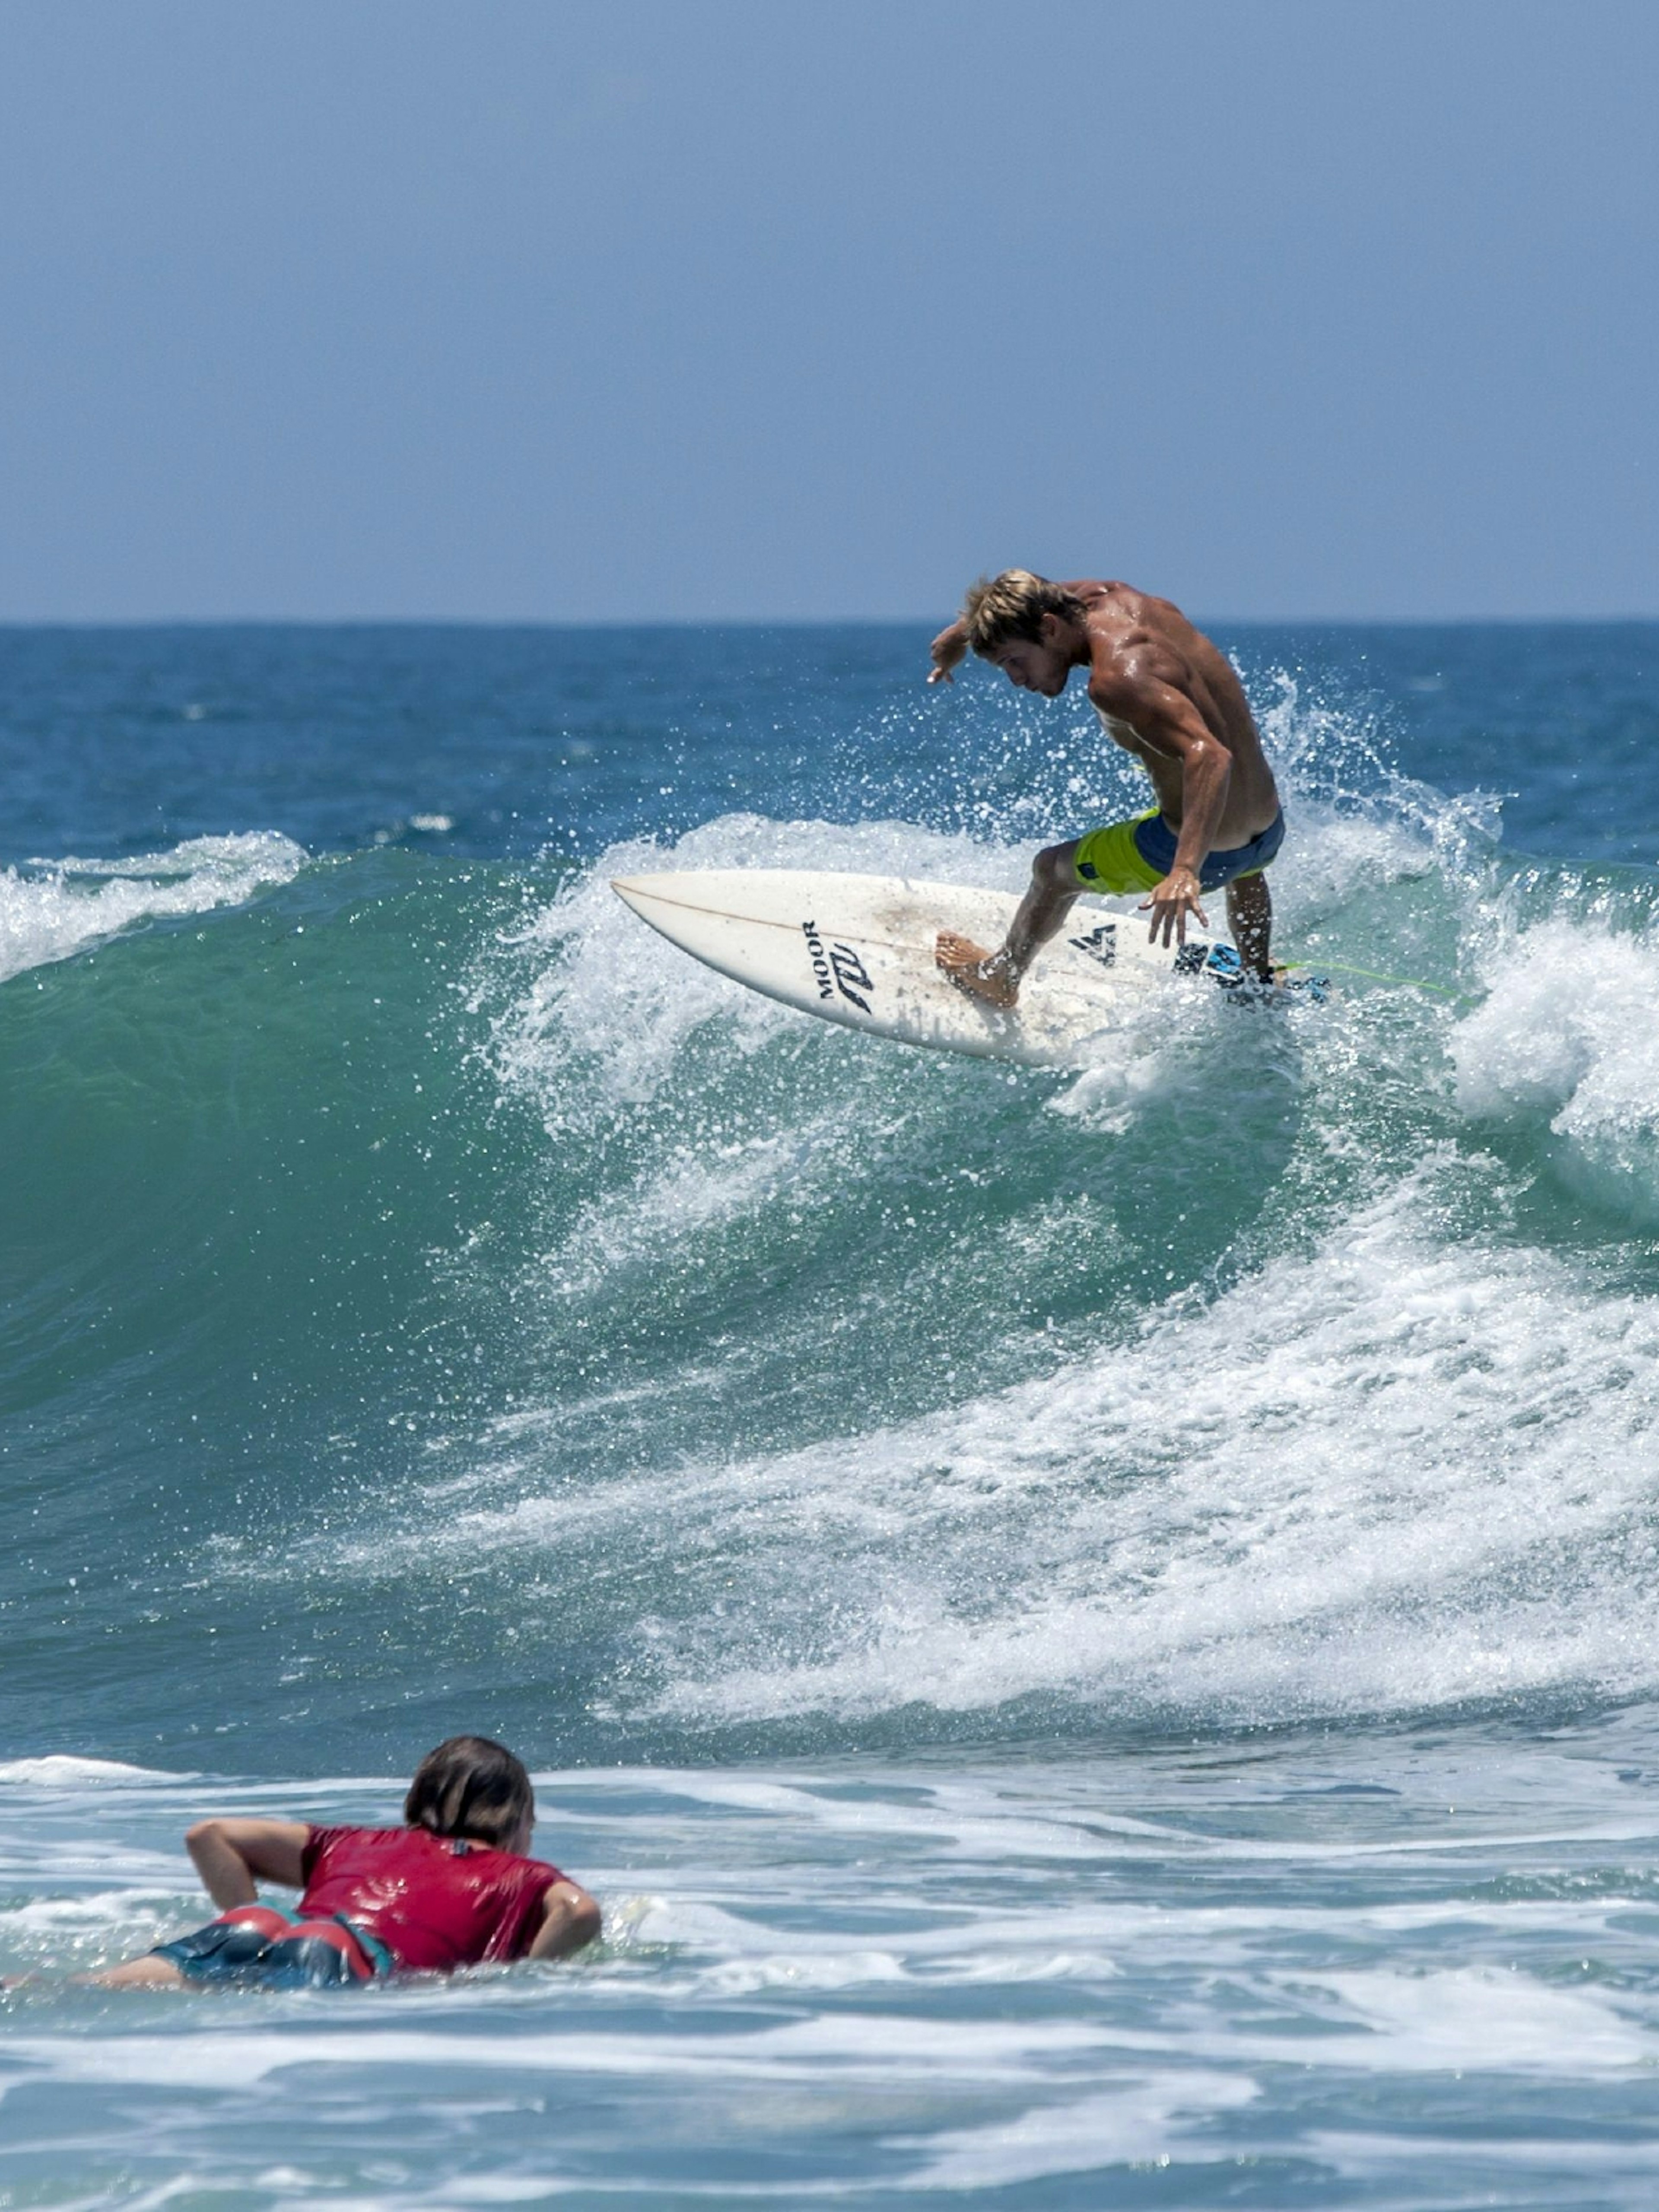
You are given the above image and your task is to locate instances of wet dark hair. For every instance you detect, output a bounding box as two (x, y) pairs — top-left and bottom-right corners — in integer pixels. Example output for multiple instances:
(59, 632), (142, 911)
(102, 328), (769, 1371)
(404, 1735), (534, 1849)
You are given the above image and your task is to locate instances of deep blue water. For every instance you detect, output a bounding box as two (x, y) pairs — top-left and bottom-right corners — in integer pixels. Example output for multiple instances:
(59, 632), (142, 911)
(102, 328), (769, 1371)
(4, 622), (1659, 2206)
(6, 621), (1655, 871)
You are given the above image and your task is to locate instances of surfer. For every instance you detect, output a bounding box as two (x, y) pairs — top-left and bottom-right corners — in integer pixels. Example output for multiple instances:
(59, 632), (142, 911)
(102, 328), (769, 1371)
(926, 571), (1284, 1001)
(86, 1734), (600, 1990)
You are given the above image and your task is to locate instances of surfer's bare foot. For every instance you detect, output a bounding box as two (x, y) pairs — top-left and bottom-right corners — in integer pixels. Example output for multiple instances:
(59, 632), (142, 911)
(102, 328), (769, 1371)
(935, 932), (1020, 1009)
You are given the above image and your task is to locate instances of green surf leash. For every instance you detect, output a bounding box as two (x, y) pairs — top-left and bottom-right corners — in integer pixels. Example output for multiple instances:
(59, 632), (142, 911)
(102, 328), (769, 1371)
(1279, 959), (1473, 1002)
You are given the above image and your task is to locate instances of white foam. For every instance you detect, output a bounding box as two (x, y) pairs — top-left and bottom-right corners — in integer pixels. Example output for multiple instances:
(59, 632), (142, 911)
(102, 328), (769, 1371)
(341, 1147), (1659, 1730)
(1453, 915), (1659, 1214)
(914, 2071), (1258, 2188)
(0, 2014), (1116, 2101)
(611, 1156), (1659, 1726)
(0, 1888), (187, 1931)
(0, 833), (306, 984)
(1281, 1964), (1651, 2074)
(0, 1756), (187, 1788)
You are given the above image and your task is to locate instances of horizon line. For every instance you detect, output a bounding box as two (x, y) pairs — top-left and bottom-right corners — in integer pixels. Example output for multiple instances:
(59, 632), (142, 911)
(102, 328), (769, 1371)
(3, 611), (1659, 632)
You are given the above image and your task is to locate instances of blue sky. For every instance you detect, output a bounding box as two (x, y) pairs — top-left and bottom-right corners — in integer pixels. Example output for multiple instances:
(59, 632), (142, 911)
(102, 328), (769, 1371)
(1, 0), (1655, 622)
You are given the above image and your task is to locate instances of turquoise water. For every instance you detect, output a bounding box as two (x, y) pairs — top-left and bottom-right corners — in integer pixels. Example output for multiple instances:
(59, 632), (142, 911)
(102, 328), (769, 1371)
(3, 623), (1659, 2203)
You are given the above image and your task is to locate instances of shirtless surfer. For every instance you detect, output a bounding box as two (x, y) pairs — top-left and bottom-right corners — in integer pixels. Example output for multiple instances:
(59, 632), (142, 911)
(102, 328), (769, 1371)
(927, 571), (1284, 1000)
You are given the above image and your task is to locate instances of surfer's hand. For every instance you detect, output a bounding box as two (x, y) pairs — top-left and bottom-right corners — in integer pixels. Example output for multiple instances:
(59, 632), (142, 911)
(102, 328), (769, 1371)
(927, 623), (967, 685)
(1140, 869), (1208, 948)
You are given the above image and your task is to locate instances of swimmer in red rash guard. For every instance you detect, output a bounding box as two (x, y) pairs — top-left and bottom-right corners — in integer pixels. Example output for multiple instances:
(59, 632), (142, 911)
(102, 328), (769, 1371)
(90, 1735), (600, 1989)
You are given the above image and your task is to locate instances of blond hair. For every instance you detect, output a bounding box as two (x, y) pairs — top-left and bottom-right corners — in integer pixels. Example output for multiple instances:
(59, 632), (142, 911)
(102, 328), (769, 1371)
(960, 570), (1086, 656)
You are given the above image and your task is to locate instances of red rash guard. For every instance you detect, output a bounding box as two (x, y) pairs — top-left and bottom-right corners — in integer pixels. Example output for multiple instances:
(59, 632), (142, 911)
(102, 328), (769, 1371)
(299, 1825), (563, 1973)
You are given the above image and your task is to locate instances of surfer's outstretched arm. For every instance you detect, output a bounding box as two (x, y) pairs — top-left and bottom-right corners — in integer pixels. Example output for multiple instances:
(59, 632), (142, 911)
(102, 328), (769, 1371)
(927, 621), (969, 685)
(936, 840), (1082, 1009)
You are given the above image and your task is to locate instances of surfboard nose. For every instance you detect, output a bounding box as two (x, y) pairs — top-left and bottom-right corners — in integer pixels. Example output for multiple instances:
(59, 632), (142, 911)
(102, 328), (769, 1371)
(612, 875), (673, 923)
(612, 872), (688, 913)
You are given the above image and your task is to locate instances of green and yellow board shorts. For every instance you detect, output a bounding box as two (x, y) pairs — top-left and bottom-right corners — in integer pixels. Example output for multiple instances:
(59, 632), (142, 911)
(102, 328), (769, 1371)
(1073, 808), (1286, 895)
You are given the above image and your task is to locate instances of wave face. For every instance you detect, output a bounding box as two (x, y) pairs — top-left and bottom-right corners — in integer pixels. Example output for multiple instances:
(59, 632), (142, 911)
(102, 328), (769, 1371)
(3, 625), (1659, 1774)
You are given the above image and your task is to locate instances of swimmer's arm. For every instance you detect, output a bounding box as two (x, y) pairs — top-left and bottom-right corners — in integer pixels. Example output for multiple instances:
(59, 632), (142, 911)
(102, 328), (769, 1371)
(185, 1817), (311, 1908)
(927, 620), (969, 685)
(527, 1877), (601, 1961)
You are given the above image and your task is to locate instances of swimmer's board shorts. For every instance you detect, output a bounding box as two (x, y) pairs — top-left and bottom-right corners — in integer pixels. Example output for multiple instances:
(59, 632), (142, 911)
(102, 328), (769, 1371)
(1074, 808), (1285, 895)
(151, 1902), (394, 1989)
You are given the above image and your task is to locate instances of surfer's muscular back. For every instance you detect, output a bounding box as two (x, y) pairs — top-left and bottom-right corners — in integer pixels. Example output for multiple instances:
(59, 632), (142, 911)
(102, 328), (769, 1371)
(1062, 580), (1280, 844)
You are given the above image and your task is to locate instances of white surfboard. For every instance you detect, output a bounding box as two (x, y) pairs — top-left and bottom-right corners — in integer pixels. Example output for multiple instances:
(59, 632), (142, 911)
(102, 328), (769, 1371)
(611, 869), (1248, 1068)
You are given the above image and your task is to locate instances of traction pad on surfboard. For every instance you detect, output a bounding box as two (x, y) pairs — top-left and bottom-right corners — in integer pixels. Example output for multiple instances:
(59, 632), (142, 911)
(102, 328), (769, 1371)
(1174, 939), (1330, 1006)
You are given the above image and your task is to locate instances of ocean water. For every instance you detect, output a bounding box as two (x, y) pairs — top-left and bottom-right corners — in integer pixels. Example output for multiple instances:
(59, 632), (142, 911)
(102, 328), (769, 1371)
(3, 620), (1659, 2206)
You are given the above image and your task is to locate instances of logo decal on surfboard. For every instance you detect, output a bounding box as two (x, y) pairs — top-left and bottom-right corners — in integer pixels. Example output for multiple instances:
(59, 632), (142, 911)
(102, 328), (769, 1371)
(801, 920), (874, 1013)
(1068, 921), (1118, 967)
